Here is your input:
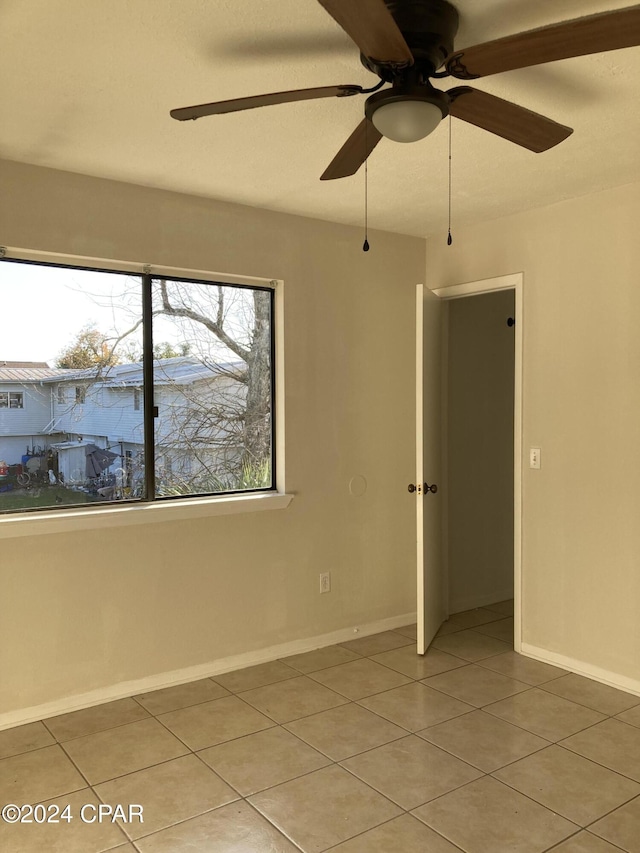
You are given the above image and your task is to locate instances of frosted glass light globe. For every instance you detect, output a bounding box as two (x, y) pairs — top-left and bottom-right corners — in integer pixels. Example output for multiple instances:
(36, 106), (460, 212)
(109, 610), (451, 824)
(371, 99), (443, 143)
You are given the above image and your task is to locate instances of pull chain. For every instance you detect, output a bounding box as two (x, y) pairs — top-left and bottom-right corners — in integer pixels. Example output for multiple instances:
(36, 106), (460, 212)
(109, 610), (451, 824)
(447, 114), (453, 246)
(363, 126), (370, 252)
(363, 158), (370, 252)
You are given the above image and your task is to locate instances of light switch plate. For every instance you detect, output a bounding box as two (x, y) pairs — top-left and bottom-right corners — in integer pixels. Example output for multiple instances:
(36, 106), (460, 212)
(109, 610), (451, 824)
(530, 448), (541, 469)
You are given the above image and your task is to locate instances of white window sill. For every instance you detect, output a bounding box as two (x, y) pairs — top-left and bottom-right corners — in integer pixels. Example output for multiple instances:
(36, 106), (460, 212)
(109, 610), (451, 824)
(0, 492), (294, 540)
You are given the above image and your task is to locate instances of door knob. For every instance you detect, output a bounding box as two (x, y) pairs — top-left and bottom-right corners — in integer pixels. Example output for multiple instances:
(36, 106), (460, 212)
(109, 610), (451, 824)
(409, 483), (438, 494)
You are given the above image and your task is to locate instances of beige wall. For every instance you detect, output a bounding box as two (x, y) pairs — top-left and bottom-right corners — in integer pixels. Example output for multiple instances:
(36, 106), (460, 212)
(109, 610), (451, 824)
(447, 290), (515, 613)
(427, 181), (640, 685)
(0, 159), (425, 716)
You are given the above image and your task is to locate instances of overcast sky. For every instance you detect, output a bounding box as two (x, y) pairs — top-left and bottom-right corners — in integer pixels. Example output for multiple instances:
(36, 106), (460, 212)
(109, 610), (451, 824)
(0, 260), (249, 365)
(0, 261), (142, 364)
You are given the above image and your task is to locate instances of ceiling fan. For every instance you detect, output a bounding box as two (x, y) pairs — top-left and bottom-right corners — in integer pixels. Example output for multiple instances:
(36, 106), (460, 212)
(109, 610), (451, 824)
(170, 0), (640, 180)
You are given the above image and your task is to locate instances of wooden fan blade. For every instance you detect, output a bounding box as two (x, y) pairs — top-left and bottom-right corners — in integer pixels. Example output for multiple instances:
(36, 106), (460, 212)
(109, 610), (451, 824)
(170, 84), (363, 121)
(448, 87), (573, 152)
(321, 118), (383, 180)
(317, 0), (413, 65)
(446, 5), (640, 79)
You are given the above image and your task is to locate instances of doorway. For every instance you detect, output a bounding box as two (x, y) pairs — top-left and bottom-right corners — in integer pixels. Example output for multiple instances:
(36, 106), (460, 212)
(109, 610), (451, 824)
(417, 274), (523, 653)
(436, 274), (522, 651)
(445, 288), (515, 611)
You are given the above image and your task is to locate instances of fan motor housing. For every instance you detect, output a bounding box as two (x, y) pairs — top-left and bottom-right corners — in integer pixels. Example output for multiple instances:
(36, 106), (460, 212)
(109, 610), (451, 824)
(361, 0), (460, 80)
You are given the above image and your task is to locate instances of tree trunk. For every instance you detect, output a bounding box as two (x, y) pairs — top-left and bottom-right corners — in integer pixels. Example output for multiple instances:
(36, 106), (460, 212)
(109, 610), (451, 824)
(242, 290), (272, 476)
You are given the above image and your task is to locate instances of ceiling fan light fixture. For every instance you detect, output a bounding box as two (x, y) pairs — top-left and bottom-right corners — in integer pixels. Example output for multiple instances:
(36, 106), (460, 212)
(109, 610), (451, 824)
(365, 87), (449, 144)
(371, 99), (443, 142)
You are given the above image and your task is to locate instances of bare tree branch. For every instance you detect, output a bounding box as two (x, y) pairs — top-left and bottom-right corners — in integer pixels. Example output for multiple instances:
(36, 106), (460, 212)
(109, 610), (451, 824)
(103, 316), (145, 364)
(158, 280), (250, 362)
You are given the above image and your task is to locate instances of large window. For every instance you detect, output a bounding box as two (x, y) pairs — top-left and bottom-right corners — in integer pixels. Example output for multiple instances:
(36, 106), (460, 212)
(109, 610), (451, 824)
(0, 258), (275, 514)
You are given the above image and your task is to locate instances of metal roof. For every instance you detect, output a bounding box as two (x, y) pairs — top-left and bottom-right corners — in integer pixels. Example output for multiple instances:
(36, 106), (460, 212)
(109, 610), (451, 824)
(44, 357), (245, 386)
(1, 357), (244, 386)
(0, 367), (71, 382)
(0, 361), (50, 368)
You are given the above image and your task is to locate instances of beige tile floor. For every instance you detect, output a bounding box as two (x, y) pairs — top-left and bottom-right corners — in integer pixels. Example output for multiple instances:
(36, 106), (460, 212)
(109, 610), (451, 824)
(1, 599), (640, 852)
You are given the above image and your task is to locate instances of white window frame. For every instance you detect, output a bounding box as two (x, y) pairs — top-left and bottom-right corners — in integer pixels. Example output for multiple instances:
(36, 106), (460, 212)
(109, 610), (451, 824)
(0, 391), (24, 409)
(0, 247), (291, 540)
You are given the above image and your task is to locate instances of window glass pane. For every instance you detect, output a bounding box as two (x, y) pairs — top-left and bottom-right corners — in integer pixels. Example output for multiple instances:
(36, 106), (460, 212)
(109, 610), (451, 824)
(1, 260), (275, 514)
(0, 260), (144, 512)
(151, 278), (273, 496)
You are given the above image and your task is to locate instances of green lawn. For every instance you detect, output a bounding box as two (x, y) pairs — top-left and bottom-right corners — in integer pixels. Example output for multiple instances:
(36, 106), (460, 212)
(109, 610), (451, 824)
(0, 485), (96, 511)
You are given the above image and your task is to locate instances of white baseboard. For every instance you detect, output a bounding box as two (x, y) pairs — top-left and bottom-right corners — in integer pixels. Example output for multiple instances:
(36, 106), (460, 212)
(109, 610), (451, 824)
(521, 643), (640, 699)
(449, 587), (514, 616)
(0, 611), (417, 732)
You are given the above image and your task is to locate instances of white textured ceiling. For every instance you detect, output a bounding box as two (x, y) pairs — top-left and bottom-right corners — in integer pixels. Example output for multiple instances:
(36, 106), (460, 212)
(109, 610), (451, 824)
(1, 0), (639, 238)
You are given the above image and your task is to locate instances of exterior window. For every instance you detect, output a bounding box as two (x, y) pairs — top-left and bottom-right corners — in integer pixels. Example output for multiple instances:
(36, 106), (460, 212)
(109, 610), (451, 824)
(0, 258), (275, 514)
(0, 392), (23, 409)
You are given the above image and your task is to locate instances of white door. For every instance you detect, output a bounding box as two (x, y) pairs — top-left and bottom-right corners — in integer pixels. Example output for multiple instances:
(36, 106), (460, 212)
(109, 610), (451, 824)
(415, 284), (445, 654)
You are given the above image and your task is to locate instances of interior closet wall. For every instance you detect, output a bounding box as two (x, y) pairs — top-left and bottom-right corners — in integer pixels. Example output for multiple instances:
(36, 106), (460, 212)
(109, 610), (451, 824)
(447, 289), (515, 613)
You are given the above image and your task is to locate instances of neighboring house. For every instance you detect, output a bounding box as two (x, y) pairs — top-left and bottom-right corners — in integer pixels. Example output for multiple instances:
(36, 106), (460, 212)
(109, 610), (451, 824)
(0, 357), (246, 488)
(0, 363), (70, 464)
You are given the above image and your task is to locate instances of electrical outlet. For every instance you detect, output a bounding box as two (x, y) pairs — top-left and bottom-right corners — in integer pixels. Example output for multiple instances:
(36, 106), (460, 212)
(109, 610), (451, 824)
(319, 572), (331, 594)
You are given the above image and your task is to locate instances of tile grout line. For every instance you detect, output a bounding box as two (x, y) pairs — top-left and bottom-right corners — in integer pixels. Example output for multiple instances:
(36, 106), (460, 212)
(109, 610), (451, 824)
(486, 759), (640, 830)
(243, 797), (307, 852)
(580, 790), (640, 830)
(39, 705), (153, 744)
(555, 731), (640, 785)
(533, 681), (640, 717)
(321, 811), (469, 853)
